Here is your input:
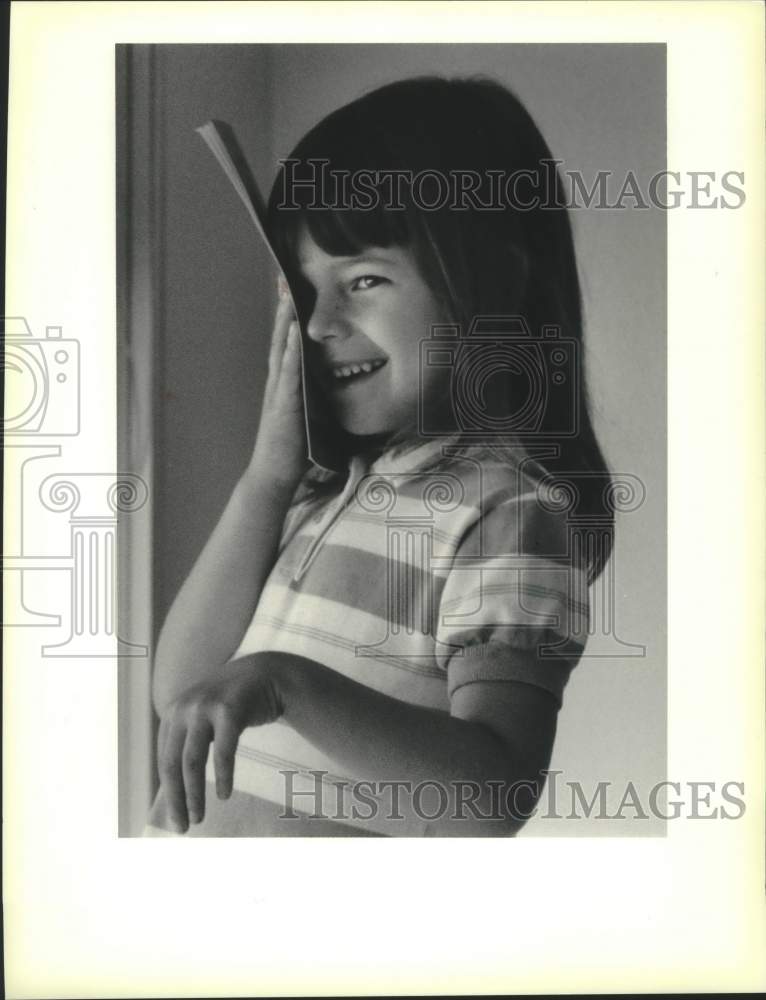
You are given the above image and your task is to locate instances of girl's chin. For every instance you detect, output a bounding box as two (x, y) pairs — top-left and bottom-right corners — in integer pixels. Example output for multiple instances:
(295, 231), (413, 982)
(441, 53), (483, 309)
(331, 403), (387, 437)
(339, 420), (391, 438)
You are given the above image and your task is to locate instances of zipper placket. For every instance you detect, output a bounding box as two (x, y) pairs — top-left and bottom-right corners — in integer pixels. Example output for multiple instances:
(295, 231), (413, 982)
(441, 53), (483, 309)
(293, 455), (366, 583)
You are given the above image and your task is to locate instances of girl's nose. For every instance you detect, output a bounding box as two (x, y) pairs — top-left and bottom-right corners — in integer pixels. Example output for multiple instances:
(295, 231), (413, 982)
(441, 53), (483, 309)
(305, 292), (348, 343)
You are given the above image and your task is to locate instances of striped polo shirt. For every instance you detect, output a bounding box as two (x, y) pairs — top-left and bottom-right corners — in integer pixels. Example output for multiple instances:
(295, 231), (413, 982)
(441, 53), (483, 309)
(145, 434), (590, 837)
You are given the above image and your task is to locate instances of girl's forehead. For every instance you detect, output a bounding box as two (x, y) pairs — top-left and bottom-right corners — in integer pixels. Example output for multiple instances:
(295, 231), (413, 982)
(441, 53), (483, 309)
(296, 224), (408, 272)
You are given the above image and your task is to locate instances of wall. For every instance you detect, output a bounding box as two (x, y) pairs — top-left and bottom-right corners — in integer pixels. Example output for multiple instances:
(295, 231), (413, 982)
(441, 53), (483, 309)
(152, 45), (277, 637)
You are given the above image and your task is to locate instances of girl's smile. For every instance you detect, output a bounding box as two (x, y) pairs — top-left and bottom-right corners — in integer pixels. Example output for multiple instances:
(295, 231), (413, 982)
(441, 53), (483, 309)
(296, 225), (448, 436)
(328, 356), (388, 382)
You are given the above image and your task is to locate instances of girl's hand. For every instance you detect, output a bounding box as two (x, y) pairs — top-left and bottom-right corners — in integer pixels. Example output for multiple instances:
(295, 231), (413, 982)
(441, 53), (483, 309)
(156, 656), (283, 833)
(247, 277), (309, 490)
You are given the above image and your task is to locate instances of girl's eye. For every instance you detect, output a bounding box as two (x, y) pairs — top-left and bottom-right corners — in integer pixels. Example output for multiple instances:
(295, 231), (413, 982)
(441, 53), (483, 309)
(349, 275), (387, 292)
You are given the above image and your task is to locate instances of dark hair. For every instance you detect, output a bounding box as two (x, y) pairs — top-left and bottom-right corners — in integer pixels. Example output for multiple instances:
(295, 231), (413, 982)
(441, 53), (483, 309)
(266, 75), (614, 584)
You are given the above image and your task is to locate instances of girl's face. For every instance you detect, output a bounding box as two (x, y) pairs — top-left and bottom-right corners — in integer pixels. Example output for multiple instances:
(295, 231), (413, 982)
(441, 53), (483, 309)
(296, 224), (449, 436)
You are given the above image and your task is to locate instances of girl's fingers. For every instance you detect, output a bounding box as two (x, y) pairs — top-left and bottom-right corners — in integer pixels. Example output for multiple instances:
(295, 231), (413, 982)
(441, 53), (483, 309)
(159, 722), (189, 833)
(267, 286), (297, 376)
(266, 322), (304, 416)
(182, 717), (214, 825)
(212, 710), (242, 801)
(280, 322), (302, 374)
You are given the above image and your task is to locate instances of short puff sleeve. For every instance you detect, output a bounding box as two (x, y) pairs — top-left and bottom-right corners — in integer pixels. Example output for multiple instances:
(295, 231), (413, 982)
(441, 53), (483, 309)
(435, 490), (590, 707)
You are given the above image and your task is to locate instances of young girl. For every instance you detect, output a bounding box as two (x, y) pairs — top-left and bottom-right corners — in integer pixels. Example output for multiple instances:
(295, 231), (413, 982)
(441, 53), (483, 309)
(145, 76), (613, 837)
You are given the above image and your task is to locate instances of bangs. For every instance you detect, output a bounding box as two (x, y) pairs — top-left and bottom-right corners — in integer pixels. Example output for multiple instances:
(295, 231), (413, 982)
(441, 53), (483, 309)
(271, 199), (413, 281)
(265, 77), (444, 295)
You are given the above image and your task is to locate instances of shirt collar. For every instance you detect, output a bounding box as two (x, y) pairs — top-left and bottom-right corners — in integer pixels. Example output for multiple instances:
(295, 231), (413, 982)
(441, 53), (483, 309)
(309, 433), (464, 485)
(366, 434), (463, 475)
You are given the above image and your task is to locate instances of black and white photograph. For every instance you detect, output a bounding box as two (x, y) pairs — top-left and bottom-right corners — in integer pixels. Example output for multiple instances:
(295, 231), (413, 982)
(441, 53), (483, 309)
(4, 2), (764, 996)
(117, 42), (667, 839)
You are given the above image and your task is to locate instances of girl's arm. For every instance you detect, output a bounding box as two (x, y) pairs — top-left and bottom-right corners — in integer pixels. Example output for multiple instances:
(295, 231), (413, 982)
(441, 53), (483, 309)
(152, 287), (307, 715)
(151, 475), (296, 715)
(278, 651), (558, 836)
(158, 650), (560, 836)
